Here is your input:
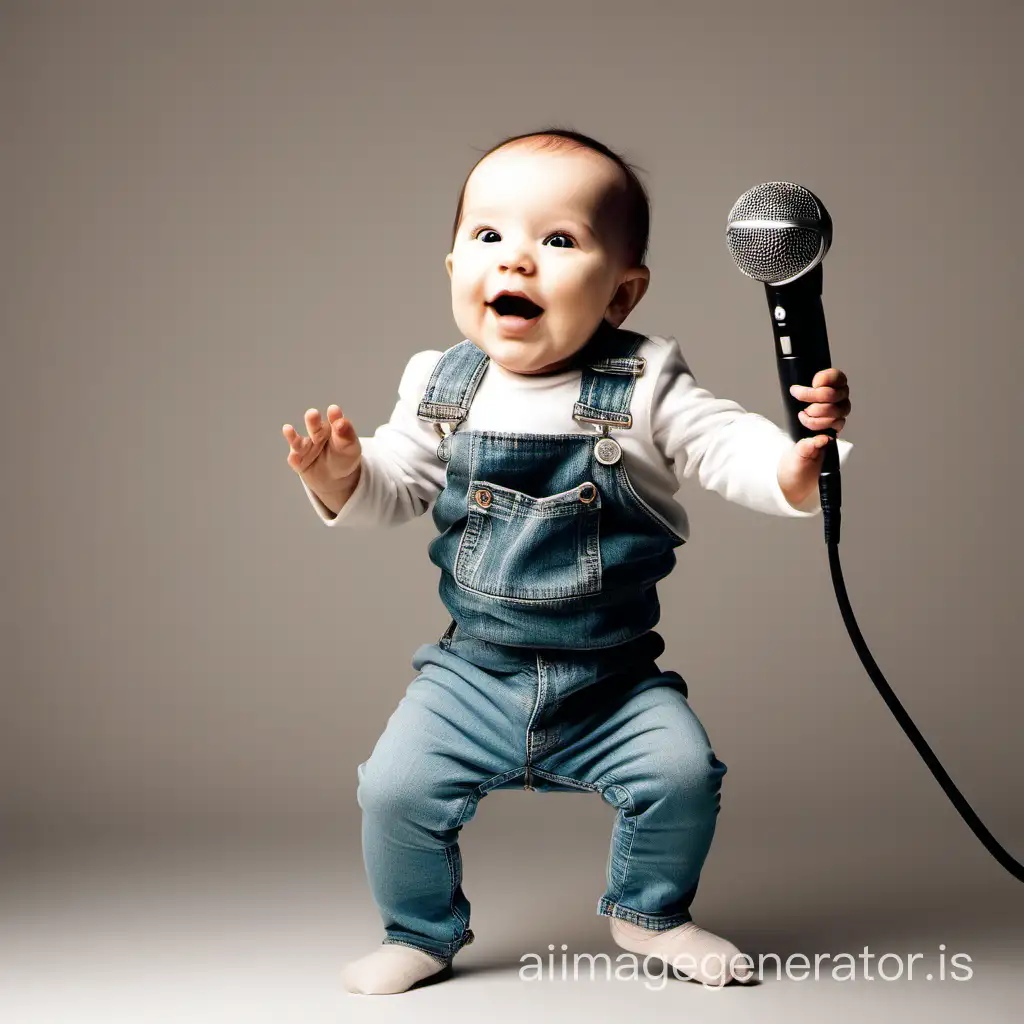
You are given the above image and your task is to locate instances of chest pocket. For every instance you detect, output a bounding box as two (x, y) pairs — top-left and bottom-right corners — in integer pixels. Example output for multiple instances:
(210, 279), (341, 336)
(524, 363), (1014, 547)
(454, 479), (603, 604)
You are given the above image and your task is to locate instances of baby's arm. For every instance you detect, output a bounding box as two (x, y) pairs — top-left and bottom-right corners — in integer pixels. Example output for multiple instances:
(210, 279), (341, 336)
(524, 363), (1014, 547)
(652, 337), (852, 517)
(302, 350), (447, 527)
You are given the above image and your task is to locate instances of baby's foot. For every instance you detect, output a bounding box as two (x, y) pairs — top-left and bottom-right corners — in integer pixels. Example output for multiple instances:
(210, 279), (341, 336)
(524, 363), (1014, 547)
(341, 943), (450, 995)
(610, 917), (755, 986)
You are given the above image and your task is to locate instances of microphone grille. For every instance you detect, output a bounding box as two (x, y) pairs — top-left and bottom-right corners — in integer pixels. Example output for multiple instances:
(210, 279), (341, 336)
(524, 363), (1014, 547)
(725, 182), (832, 285)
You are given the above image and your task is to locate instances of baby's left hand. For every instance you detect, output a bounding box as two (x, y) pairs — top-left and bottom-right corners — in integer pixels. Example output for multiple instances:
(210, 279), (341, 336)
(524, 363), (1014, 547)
(776, 368), (851, 507)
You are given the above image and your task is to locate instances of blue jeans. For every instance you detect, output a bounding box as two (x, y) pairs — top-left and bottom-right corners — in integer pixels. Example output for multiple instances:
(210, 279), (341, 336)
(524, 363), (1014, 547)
(356, 626), (728, 964)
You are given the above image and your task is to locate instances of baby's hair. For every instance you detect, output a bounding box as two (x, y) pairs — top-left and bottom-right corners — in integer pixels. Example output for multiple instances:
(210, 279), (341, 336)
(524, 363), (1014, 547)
(450, 126), (651, 269)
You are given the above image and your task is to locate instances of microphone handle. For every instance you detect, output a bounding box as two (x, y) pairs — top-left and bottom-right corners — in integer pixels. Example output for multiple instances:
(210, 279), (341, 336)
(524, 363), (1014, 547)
(763, 261), (836, 445)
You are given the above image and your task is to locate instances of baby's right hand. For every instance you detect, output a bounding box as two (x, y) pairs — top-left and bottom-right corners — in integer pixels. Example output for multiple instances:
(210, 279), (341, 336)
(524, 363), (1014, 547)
(281, 405), (362, 498)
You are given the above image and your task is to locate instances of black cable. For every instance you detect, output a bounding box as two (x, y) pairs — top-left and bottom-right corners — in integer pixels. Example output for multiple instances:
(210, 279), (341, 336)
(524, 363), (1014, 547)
(819, 466), (1023, 883)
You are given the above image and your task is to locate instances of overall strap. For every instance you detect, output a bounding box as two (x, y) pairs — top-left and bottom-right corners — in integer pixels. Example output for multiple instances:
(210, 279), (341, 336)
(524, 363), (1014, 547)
(573, 326), (647, 430)
(417, 340), (490, 435)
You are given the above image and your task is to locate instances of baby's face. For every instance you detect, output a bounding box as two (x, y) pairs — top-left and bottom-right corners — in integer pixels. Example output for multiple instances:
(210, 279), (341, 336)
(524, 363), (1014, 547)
(445, 146), (648, 375)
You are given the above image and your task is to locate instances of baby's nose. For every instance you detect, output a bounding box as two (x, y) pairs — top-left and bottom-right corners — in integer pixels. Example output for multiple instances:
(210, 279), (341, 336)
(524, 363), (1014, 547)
(497, 247), (534, 273)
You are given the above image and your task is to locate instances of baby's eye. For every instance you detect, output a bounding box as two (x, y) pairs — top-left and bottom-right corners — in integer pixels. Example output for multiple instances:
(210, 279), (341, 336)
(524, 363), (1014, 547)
(545, 232), (576, 248)
(473, 228), (501, 243)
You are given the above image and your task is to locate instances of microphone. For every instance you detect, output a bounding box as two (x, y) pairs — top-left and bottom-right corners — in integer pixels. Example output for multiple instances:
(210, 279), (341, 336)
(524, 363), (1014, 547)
(725, 181), (842, 541)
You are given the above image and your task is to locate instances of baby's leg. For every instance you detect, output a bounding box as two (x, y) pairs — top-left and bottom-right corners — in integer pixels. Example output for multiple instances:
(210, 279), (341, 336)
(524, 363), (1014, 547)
(539, 669), (751, 985)
(344, 641), (520, 994)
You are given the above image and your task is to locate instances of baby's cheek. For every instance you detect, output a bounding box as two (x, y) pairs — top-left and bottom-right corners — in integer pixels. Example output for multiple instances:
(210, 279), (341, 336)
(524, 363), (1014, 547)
(450, 284), (475, 313)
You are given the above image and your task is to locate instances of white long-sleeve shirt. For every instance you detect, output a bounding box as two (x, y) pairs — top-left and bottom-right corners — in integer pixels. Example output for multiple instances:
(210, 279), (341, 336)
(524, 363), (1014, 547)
(302, 333), (853, 539)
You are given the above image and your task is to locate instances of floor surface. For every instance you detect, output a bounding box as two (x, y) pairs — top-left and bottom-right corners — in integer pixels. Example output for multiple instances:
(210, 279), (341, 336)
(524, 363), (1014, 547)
(1, 835), (1020, 1023)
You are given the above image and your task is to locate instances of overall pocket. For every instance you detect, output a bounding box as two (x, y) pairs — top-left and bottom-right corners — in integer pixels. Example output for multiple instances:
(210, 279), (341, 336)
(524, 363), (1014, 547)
(454, 480), (602, 603)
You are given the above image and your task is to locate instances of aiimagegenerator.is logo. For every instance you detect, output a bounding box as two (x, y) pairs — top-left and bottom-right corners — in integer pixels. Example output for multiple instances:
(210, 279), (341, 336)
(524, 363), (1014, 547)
(518, 942), (974, 990)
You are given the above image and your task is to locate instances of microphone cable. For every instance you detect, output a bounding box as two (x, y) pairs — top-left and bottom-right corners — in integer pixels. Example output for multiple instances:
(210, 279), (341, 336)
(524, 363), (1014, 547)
(817, 442), (1024, 883)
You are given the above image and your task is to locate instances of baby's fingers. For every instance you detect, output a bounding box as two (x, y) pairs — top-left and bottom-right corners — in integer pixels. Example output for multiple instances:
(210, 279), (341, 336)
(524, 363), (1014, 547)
(325, 405), (358, 451)
(281, 422), (310, 452)
(281, 425), (308, 469)
(304, 407), (330, 438)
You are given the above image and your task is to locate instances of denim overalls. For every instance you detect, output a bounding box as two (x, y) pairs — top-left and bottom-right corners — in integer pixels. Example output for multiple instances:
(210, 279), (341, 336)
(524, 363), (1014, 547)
(356, 322), (729, 965)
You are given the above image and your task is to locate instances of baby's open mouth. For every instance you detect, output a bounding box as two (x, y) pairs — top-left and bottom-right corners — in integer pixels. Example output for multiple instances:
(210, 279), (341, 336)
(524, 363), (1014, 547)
(487, 294), (545, 319)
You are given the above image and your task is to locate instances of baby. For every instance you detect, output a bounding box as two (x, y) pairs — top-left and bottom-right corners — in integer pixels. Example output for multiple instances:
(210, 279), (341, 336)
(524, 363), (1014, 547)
(282, 128), (852, 995)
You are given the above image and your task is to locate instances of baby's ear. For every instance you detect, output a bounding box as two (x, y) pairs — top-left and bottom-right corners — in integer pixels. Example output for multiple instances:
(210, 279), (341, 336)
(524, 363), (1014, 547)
(444, 253), (454, 279)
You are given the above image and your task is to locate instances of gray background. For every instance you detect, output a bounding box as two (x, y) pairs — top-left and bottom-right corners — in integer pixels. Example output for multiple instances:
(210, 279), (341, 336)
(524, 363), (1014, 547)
(2, 1), (1021, 1020)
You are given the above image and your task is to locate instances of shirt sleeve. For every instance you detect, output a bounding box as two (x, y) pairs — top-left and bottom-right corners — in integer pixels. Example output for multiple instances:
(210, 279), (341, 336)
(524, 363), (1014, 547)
(651, 336), (853, 518)
(301, 349), (447, 527)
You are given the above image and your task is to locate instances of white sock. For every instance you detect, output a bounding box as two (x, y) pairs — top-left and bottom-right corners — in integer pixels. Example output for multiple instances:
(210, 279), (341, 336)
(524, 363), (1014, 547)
(610, 917), (755, 986)
(341, 943), (449, 995)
